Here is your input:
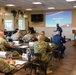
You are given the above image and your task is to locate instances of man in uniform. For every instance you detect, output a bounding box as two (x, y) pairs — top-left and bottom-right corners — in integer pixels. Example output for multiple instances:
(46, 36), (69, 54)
(54, 23), (63, 36)
(41, 31), (50, 42)
(22, 30), (35, 42)
(0, 31), (13, 51)
(34, 34), (52, 74)
(53, 31), (66, 58)
(0, 58), (15, 73)
(11, 29), (22, 41)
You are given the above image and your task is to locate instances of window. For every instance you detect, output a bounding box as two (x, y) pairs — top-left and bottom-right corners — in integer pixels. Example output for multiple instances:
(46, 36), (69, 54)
(4, 13), (14, 31)
(18, 15), (25, 30)
(4, 20), (14, 31)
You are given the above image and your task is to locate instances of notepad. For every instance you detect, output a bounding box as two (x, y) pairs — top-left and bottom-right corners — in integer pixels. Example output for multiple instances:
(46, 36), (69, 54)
(19, 46), (28, 48)
(0, 51), (6, 58)
(15, 60), (26, 65)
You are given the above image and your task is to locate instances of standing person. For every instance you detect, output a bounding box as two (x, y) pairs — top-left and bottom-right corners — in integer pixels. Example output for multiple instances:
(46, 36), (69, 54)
(54, 23), (63, 36)
(34, 34), (52, 74)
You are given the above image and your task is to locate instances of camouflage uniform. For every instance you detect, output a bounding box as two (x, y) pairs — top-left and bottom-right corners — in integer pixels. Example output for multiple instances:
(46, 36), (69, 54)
(34, 40), (52, 66)
(11, 32), (22, 41)
(0, 37), (10, 51)
(0, 58), (15, 73)
(45, 36), (50, 42)
(22, 34), (35, 42)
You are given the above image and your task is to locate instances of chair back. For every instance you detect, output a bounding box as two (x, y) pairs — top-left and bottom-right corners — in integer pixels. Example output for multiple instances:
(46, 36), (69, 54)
(32, 53), (47, 75)
(33, 53), (42, 62)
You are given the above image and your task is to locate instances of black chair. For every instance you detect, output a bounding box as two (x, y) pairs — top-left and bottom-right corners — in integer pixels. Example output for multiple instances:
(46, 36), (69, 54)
(52, 46), (61, 60)
(31, 53), (48, 75)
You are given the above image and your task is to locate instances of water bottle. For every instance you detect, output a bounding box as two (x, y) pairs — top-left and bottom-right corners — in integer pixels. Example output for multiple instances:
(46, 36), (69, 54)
(26, 48), (31, 61)
(9, 54), (12, 64)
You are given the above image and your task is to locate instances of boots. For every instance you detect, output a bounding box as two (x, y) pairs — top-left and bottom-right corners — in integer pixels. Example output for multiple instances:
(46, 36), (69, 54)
(46, 67), (52, 74)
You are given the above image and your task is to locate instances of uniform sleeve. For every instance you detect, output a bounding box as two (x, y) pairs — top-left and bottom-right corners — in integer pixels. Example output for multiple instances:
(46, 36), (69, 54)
(0, 58), (15, 73)
(46, 43), (52, 52)
(4, 39), (11, 48)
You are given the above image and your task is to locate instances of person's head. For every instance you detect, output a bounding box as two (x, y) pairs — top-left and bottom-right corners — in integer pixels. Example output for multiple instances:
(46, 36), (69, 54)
(15, 28), (18, 31)
(0, 31), (5, 38)
(37, 34), (45, 41)
(17, 30), (20, 33)
(56, 23), (59, 27)
(41, 31), (45, 36)
(15, 28), (19, 33)
(4, 29), (7, 31)
(56, 31), (60, 35)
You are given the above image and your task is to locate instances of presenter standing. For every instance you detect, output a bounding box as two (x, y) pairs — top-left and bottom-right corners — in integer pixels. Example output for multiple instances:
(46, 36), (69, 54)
(54, 23), (63, 36)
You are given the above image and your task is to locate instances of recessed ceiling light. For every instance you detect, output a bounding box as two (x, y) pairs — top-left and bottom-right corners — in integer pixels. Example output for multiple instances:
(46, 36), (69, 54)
(74, 6), (76, 8)
(66, 0), (76, 1)
(6, 4), (15, 6)
(48, 7), (55, 9)
(25, 9), (32, 11)
(32, 2), (42, 4)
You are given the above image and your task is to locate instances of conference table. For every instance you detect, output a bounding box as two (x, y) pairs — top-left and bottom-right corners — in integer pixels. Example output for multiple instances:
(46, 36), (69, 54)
(0, 42), (35, 75)
(11, 42), (34, 55)
(0, 54), (36, 75)
(0, 41), (58, 75)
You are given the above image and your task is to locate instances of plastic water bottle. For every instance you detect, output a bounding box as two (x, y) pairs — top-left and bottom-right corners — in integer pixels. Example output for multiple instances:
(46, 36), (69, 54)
(26, 48), (31, 61)
(9, 54), (12, 64)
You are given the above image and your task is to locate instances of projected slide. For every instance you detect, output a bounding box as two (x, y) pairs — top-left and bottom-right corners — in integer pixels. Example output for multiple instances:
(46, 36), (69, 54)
(46, 11), (72, 27)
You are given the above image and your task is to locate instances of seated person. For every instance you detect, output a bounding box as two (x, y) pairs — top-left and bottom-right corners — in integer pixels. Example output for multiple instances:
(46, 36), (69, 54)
(6, 32), (13, 42)
(53, 31), (66, 58)
(41, 31), (50, 42)
(13, 28), (19, 34)
(0, 31), (13, 51)
(22, 30), (35, 42)
(4, 29), (8, 37)
(34, 34), (52, 74)
(0, 58), (15, 73)
(11, 29), (22, 41)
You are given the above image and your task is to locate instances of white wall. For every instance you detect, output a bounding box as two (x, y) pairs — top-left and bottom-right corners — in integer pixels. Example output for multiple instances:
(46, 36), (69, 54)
(34, 27), (76, 40)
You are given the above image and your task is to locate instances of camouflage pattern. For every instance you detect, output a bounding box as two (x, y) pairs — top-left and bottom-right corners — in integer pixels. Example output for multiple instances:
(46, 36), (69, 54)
(11, 32), (22, 41)
(0, 58), (15, 73)
(0, 37), (10, 51)
(6, 51), (20, 58)
(22, 34), (35, 42)
(34, 40), (52, 66)
(45, 36), (50, 42)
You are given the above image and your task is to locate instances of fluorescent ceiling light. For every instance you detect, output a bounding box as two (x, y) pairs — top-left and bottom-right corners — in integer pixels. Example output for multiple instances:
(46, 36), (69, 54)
(66, 0), (76, 1)
(25, 9), (32, 11)
(6, 4), (15, 6)
(32, 2), (42, 4)
(74, 6), (76, 8)
(48, 7), (55, 9)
